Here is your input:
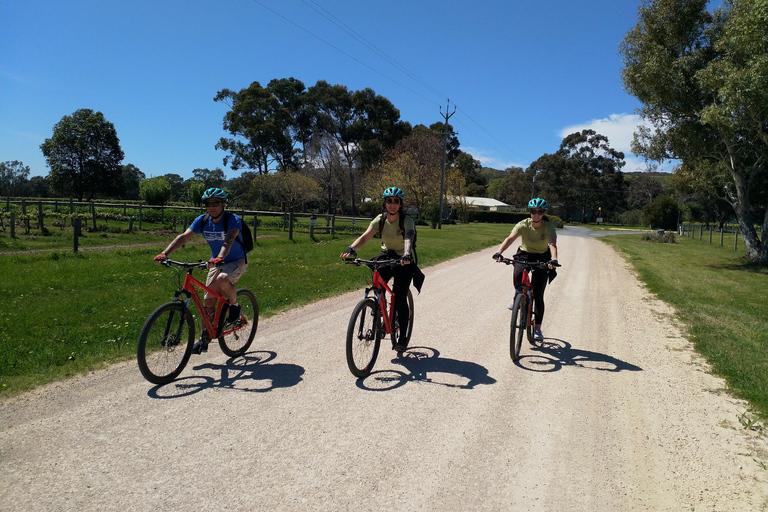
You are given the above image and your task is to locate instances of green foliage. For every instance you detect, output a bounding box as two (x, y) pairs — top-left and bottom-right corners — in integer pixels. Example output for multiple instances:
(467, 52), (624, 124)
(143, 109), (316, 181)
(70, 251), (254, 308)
(40, 109), (124, 201)
(0, 161), (31, 197)
(642, 195), (680, 230)
(139, 177), (172, 206)
(188, 181), (206, 206)
(602, 234), (768, 418)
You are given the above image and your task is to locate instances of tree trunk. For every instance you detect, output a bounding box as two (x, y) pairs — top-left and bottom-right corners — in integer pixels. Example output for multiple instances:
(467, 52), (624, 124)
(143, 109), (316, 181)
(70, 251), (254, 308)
(725, 143), (766, 264)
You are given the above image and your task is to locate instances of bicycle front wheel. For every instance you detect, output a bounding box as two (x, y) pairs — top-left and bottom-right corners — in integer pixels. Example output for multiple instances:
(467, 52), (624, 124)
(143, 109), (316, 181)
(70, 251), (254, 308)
(137, 302), (195, 384)
(509, 293), (526, 361)
(219, 288), (259, 358)
(391, 289), (415, 347)
(346, 298), (381, 378)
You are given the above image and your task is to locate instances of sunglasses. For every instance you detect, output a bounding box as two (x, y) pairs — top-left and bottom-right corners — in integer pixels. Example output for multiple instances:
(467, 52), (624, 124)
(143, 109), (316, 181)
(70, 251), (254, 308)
(530, 209), (545, 215)
(205, 201), (224, 207)
(385, 198), (401, 204)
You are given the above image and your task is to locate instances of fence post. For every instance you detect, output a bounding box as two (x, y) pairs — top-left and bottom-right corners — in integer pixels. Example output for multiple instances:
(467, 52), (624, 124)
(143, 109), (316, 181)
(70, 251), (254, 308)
(253, 215), (258, 242)
(309, 214), (316, 239)
(73, 218), (80, 252)
(699, 224), (703, 240)
(123, 203), (127, 215)
(709, 226), (713, 244)
(331, 215), (335, 235)
(54, 200), (59, 212)
(128, 218), (133, 232)
(139, 204), (143, 230)
(10, 211), (15, 238)
(288, 209), (294, 241)
(38, 202), (44, 229)
(91, 202), (97, 230)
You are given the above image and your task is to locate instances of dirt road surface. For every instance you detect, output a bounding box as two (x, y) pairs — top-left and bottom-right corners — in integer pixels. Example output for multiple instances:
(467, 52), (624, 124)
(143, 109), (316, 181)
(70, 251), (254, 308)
(2, 228), (766, 511)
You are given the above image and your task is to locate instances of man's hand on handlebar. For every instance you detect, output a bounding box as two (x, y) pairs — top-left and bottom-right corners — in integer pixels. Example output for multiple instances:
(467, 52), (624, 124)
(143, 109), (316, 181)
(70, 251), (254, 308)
(153, 253), (167, 265)
(340, 246), (357, 259)
(207, 257), (223, 269)
(492, 252), (503, 262)
(400, 254), (412, 266)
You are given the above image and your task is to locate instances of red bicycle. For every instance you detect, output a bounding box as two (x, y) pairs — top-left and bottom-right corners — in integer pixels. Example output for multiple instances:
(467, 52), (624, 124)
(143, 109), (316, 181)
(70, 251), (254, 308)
(500, 256), (560, 361)
(137, 259), (258, 384)
(344, 258), (414, 378)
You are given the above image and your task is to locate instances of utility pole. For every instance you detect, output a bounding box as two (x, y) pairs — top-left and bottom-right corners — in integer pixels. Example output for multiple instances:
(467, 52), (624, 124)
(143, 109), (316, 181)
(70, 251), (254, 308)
(438, 99), (456, 229)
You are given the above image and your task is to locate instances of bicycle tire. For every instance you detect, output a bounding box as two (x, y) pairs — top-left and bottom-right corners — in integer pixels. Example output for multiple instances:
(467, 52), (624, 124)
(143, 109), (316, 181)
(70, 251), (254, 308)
(526, 293), (535, 344)
(509, 293), (526, 361)
(346, 298), (381, 378)
(219, 288), (259, 358)
(137, 302), (195, 384)
(391, 289), (415, 347)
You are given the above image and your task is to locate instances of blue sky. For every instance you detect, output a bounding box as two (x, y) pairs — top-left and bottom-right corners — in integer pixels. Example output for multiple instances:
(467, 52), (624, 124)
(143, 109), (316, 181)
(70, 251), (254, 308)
(1, 0), (662, 180)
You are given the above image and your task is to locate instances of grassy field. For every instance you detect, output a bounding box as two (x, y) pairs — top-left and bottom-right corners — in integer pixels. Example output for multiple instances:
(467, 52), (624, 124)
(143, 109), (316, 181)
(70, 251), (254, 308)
(601, 234), (767, 420)
(0, 222), (511, 396)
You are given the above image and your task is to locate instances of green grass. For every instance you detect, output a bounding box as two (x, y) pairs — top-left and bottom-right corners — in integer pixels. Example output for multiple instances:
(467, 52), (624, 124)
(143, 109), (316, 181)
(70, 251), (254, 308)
(601, 234), (768, 419)
(0, 223), (511, 396)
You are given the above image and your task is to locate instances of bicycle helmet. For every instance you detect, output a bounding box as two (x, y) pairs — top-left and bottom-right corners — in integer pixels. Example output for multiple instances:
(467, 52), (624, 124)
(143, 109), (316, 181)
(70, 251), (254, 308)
(528, 197), (548, 210)
(382, 186), (405, 199)
(202, 187), (227, 201)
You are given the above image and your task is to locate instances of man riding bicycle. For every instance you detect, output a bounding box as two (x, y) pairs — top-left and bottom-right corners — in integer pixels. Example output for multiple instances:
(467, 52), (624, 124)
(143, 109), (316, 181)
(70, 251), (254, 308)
(493, 197), (559, 341)
(153, 187), (248, 353)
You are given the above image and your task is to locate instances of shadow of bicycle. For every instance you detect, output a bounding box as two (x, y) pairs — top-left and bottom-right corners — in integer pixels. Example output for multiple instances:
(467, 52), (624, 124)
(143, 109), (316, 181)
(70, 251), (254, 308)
(147, 350), (305, 399)
(516, 338), (643, 373)
(357, 346), (497, 391)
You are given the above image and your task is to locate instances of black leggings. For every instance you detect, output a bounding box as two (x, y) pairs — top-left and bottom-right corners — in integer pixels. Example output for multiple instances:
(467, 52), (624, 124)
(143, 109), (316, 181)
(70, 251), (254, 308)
(375, 251), (414, 341)
(513, 249), (551, 326)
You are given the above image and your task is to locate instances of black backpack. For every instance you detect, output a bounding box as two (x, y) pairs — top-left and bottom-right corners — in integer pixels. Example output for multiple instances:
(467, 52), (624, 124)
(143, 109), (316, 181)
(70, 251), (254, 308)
(203, 211), (254, 254)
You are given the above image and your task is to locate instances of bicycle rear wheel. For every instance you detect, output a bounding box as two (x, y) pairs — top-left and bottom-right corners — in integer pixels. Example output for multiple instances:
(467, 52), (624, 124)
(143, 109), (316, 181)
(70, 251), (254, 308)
(137, 302), (195, 384)
(509, 293), (526, 361)
(219, 288), (259, 358)
(391, 289), (415, 347)
(346, 298), (381, 378)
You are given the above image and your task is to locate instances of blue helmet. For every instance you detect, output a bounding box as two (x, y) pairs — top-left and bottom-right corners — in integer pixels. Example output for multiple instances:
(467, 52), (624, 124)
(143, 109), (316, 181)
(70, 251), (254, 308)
(382, 186), (404, 199)
(202, 187), (227, 201)
(528, 197), (548, 210)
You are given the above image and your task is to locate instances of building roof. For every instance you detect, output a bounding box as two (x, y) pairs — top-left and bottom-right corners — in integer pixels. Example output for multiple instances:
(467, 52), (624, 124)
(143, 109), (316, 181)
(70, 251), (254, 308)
(449, 196), (511, 208)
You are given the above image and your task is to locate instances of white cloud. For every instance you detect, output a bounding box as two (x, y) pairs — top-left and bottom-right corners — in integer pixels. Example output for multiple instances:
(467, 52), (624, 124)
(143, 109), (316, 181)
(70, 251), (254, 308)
(462, 146), (525, 171)
(559, 113), (678, 173)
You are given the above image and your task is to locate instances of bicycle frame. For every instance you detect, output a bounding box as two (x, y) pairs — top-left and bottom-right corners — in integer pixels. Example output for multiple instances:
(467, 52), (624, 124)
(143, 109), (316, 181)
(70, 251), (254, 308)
(174, 266), (237, 339)
(370, 269), (396, 335)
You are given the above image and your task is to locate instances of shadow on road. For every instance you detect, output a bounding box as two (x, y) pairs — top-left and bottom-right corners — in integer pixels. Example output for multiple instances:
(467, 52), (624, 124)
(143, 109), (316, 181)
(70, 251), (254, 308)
(515, 338), (643, 373)
(147, 350), (305, 398)
(356, 346), (497, 391)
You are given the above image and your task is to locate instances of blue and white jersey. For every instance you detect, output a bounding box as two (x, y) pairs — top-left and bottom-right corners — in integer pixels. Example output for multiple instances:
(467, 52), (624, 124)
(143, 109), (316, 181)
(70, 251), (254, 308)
(189, 213), (246, 263)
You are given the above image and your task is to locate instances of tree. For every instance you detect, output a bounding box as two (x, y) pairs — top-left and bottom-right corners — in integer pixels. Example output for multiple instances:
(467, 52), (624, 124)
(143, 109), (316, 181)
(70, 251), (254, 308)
(365, 131), (464, 221)
(643, 195), (680, 230)
(491, 166), (530, 208)
(161, 174), (186, 201)
(192, 168), (226, 188)
(455, 151), (485, 195)
(119, 164), (145, 200)
(40, 109), (124, 201)
(308, 80), (409, 214)
(304, 134), (348, 214)
(140, 177), (172, 206)
(246, 172), (320, 212)
(188, 181), (206, 207)
(0, 161), (31, 197)
(620, 0), (768, 263)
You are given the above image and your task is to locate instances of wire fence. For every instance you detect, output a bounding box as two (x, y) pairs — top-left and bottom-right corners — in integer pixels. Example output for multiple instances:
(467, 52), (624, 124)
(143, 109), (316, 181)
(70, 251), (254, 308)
(678, 222), (748, 252)
(1, 199), (370, 252)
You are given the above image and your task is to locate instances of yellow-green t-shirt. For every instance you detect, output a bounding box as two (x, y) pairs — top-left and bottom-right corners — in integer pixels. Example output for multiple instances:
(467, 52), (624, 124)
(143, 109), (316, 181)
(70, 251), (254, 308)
(512, 218), (556, 254)
(368, 214), (415, 255)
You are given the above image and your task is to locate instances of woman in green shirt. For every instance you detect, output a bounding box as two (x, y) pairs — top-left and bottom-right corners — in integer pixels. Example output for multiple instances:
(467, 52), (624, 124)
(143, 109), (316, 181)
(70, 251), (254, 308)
(341, 187), (415, 351)
(493, 197), (559, 341)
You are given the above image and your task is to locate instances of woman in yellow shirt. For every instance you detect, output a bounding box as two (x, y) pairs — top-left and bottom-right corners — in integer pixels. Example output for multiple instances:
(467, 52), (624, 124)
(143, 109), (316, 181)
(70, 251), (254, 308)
(341, 187), (415, 351)
(493, 197), (559, 341)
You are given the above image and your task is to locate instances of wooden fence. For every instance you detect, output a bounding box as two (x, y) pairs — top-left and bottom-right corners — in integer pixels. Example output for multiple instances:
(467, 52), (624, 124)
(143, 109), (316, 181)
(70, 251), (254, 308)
(678, 223), (748, 252)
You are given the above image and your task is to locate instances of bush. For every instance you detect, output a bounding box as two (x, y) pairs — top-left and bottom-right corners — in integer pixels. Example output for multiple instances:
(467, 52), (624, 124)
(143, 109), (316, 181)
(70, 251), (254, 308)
(139, 177), (172, 206)
(642, 195), (679, 230)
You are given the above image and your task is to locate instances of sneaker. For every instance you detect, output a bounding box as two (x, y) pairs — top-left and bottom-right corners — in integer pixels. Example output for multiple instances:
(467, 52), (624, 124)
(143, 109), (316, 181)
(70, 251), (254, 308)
(507, 300), (516, 310)
(191, 338), (209, 354)
(393, 343), (407, 352)
(533, 327), (544, 340)
(227, 304), (242, 324)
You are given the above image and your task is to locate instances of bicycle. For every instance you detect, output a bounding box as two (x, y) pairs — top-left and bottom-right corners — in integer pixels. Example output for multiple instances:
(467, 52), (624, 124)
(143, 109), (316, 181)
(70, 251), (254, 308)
(344, 257), (414, 378)
(498, 256), (560, 361)
(137, 258), (259, 384)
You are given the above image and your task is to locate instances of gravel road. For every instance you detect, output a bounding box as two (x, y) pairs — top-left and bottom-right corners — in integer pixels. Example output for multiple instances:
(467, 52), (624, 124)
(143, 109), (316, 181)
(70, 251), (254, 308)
(2, 228), (766, 511)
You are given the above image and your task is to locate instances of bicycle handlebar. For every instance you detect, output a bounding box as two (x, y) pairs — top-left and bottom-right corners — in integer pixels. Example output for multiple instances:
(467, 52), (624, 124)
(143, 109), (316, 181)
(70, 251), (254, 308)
(158, 258), (216, 270)
(497, 256), (561, 269)
(344, 257), (402, 269)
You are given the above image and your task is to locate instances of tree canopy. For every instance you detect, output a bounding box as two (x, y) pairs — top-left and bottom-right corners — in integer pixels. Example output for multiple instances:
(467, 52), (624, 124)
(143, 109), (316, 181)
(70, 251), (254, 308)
(620, 0), (767, 262)
(40, 109), (124, 201)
